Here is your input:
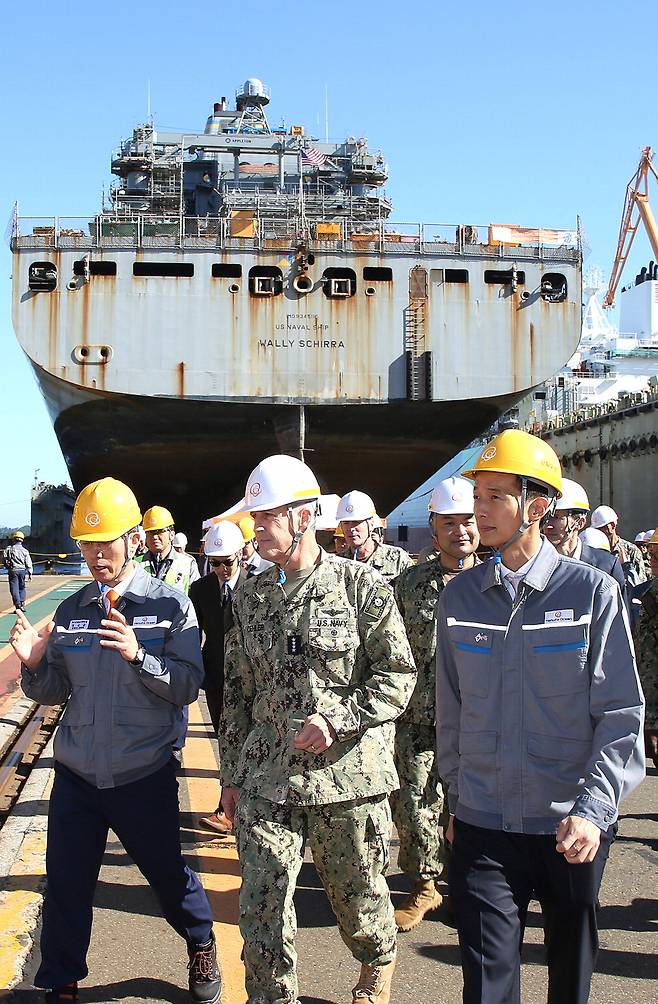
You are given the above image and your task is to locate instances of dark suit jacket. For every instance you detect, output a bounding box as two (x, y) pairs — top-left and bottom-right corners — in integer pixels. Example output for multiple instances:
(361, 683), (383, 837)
(580, 543), (628, 609)
(189, 569), (248, 690)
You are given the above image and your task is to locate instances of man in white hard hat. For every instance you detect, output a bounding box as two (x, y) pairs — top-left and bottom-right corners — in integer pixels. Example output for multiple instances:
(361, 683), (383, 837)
(590, 504), (646, 587)
(634, 529), (653, 579)
(337, 490), (413, 582)
(392, 477), (480, 932)
(190, 521), (248, 836)
(219, 454), (416, 1004)
(172, 532), (188, 554)
(543, 479), (626, 599)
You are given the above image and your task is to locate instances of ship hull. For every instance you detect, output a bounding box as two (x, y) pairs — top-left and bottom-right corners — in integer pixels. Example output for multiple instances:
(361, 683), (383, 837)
(39, 365), (519, 535)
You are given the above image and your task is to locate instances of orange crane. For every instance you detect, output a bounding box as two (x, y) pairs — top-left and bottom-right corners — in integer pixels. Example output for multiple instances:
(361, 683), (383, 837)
(604, 146), (658, 307)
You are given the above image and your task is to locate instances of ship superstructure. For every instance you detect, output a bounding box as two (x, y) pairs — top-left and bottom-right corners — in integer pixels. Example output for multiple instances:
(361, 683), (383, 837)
(11, 79), (582, 529)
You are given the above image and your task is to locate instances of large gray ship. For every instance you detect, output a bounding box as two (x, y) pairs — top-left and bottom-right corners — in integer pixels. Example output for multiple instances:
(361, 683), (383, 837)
(11, 79), (582, 531)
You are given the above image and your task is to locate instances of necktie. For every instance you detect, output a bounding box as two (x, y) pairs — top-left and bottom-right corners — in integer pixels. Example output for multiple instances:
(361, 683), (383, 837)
(105, 589), (120, 615)
(505, 573), (523, 598)
(222, 583), (230, 605)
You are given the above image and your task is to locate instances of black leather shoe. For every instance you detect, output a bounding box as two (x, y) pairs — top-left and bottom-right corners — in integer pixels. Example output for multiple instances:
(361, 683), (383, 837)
(188, 932), (222, 1004)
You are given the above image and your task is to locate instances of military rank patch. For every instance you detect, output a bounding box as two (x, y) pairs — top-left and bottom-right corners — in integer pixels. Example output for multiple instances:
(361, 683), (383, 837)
(364, 584), (391, 619)
(287, 633), (303, 655)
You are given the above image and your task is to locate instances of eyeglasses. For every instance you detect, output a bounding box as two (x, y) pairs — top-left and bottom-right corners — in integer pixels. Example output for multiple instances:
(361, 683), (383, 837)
(78, 539), (118, 552)
(209, 557), (237, 568)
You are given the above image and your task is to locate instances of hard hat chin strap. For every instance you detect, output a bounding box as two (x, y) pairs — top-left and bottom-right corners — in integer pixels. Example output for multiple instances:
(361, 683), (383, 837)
(277, 502), (317, 584)
(119, 529), (138, 574)
(493, 478), (558, 567)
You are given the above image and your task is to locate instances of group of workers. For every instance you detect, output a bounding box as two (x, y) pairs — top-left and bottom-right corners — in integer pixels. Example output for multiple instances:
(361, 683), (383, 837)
(8, 427), (652, 1004)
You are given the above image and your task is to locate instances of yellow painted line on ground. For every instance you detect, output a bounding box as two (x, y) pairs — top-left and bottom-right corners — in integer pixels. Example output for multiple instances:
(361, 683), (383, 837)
(182, 702), (246, 1004)
(0, 578), (75, 618)
(0, 776), (53, 993)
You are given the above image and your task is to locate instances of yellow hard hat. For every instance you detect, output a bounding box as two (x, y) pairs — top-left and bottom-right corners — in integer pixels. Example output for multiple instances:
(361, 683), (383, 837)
(71, 478), (142, 541)
(11, 530), (25, 540)
(463, 430), (562, 496)
(648, 528), (658, 546)
(143, 505), (175, 532)
(333, 526), (345, 538)
(238, 516), (256, 542)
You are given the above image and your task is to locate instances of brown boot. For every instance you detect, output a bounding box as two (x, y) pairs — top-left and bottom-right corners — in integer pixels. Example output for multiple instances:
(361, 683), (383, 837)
(352, 959), (395, 1003)
(394, 879), (443, 932)
(199, 810), (234, 835)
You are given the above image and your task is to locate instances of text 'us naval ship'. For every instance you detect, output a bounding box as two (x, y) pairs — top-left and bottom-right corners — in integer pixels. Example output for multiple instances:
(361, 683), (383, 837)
(11, 78), (582, 529)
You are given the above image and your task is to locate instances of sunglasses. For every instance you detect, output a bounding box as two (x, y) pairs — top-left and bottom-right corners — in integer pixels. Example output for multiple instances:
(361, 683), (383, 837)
(209, 557), (237, 568)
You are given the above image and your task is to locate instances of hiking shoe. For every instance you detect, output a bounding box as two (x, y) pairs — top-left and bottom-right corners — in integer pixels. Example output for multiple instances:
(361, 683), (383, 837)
(44, 984), (78, 1003)
(188, 932), (222, 1004)
(352, 960), (395, 1003)
(199, 811), (234, 836)
(395, 879), (443, 931)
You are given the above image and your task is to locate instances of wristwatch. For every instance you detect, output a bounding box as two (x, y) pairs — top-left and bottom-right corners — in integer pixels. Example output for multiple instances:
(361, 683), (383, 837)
(129, 646), (146, 668)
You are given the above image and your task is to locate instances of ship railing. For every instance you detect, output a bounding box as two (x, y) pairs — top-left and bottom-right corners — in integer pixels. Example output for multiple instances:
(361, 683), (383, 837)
(10, 214), (582, 261)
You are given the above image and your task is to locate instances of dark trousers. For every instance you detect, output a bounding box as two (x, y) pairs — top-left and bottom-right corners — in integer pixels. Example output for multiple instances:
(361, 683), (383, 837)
(36, 760), (213, 989)
(204, 685), (223, 737)
(450, 819), (614, 1004)
(8, 569), (27, 607)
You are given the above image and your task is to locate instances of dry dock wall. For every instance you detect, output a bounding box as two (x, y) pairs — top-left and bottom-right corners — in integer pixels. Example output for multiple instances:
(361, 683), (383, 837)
(538, 392), (658, 537)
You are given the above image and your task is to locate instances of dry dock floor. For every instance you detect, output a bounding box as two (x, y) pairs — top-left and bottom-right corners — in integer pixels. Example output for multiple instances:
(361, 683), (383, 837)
(0, 578), (656, 1003)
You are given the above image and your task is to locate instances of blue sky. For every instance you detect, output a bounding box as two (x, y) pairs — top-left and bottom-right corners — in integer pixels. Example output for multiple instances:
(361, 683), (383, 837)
(2, 0), (657, 526)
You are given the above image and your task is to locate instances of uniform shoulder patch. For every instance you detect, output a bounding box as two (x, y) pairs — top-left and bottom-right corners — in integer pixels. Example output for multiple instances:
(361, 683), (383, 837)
(363, 583), (392, 619)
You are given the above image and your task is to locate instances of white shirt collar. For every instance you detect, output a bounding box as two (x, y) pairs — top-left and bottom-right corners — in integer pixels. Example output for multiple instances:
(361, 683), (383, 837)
(500, 551), (540, 597)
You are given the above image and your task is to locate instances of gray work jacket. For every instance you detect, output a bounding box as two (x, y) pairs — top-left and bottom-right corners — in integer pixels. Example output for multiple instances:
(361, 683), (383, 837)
(21, 565), (203, 788)
(436, 538), (645, 833)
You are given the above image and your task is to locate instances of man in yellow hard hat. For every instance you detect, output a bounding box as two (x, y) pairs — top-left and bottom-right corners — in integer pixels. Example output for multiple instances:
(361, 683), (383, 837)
(10, 478), (221, 1004)
(3, 529), (33, 611)
(436, 430), (644, 1004)
(141, 505), (200, 592)
(543, 477), (627, 602)
(141, 505), (200, 757)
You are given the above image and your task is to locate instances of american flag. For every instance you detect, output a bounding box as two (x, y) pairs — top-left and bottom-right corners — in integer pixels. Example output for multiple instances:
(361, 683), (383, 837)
(301, 147), (327, 167)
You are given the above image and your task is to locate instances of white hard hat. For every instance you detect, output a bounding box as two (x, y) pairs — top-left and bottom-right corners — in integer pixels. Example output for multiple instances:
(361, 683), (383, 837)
(204, 520), (245, 557)
(635, 530), (646, 543)
(172, 532), (188, 549)
(590, 504), (617, 529)
(554, 478), (590, 513)
(428, 477), (475, 515)
(579, 527), (611, 551)
(336, 490), (378, 522)
(315, 494), (341, 531)
(242, 455), (321, 513)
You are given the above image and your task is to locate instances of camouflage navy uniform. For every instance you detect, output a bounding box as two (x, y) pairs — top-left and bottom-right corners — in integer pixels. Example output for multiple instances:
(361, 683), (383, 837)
(392, 553), (477, 883)
(632, 577), (658, 766)
(612, 536), (647, 588)
(220, 552), (416, 1004)
(351, 542), (413, 583)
